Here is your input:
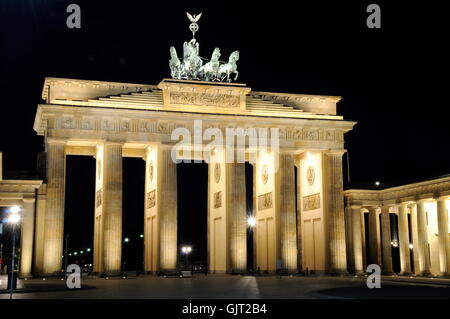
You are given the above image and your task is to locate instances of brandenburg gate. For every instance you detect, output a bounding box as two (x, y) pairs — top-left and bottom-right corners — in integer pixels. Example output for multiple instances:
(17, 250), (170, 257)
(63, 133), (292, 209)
(3, 13), (448, 279)
(13, 13), (355, 277)
(29, 75), (354, 277)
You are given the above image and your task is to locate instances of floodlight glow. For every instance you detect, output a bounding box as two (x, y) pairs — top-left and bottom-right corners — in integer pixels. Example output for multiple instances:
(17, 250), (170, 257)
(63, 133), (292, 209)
(247, 216), (257, 227)
(8, 212), (21, 224)
(9, 206), (21, 214)
(182, 246), (192, 254)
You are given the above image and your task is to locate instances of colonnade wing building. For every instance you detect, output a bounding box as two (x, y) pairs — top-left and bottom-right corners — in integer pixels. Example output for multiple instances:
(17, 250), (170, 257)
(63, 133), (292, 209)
(345, 177), (450, 277)
(24, 77), (354, 277)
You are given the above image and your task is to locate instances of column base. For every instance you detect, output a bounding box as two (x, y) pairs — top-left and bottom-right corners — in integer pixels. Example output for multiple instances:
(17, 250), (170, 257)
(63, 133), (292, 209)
(19, 273), (33, 279)
(419, 271), (433, 277)
(400, 271), (414, 276)
(381, 271), (395, 276)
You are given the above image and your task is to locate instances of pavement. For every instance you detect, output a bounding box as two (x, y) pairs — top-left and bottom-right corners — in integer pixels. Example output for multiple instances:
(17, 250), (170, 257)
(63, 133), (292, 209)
(1, 274), (450, 299)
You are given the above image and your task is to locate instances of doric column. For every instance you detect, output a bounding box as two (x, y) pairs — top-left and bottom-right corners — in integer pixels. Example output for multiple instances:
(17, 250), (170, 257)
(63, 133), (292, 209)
(227, 162), (247, 272)
(351, 205), (364, 274)
(323, 152), (347, 274)
(380, 206), (394, 274)
(436, 196), (450, 277)
(43, 140), (66, 276)
(417, 199), (431, 276)
(33, 184), (46, 276)
(409, 203), (420, 274)
(398, 202), (412, 275)
(159, 146), (177, 270)
(345, 204), (354, 273)
(143, 146), (159, 273)
(277, 153), (298, 272)
(295, 161), (302, 271)
(20, 198), (35, 278)
(368, 207), (381, 266)
(93, 142), (124, 275)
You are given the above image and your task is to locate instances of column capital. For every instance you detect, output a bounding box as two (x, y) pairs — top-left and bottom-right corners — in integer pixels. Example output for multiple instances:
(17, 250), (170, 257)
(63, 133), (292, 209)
(104, 141), (124, 147)
(367, 206), (381, 214)
(380, 205), (391, 214)
(22, 197), (36, 204)
(324, 149), (346, 157)
(417, 198), (431, 204)
(350, 204), (362, 210)
(46, 138), (67, 145)
(436, 195), (450, 202)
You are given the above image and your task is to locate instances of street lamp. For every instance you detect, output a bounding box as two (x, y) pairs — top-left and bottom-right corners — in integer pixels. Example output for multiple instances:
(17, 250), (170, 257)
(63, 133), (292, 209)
(6, 205), (21, 299)
(247, 216), (257, 228)
(181, 246), (192, 267)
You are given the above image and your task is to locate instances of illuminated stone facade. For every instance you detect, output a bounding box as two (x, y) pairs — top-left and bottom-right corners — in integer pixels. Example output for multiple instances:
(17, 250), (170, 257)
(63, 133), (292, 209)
(345, 176), (450, 277)
(0, 152), (43, 278)
(21, 76), (354, 276)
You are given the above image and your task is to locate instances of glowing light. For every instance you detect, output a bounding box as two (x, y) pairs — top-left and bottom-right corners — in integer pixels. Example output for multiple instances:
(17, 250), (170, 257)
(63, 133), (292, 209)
(247, 216), (257, 227)
(181, 246), (192, 254)
(86, 248), (91, 252)
(375, 181), (380, 186)
(140, 234), (144, 238)
(9, 206), (20, 214)
(409, 244), (414, 249)
(8, 213), (20, 224)
(124, 237), (130, 243)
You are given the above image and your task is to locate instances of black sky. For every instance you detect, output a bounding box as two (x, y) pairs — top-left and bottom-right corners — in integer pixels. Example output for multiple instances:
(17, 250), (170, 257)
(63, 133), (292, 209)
(1, 0), (448, 187)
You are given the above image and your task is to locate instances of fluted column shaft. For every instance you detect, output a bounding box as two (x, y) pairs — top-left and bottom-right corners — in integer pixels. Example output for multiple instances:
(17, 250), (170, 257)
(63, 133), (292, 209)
(368, 207), (381, 266)
(159, 146), (177, 270)
(436, 197), (450, 276)
(324, 152), (347, 273)
(417, 200), (431, 275)
(20, 199), (35, 277)
(278, 153), (298, 272)
(43, 141), (66, 276)
(345, 205), (354, 273)
(380, 206), (394, 274)
(33, 185), (46, 276)
(351, 206), (364, 274)
(227, 162), (247, 272)
(409, 203), (420, 274)
(398, 203), (412, 275)
(101, 143), (123, 275)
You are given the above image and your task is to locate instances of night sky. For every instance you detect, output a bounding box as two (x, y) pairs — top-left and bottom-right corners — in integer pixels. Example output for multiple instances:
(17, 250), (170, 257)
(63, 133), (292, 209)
(0, 1), (448, 266)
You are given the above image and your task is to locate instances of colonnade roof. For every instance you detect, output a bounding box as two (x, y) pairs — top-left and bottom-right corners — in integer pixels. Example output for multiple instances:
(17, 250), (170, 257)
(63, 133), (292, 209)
(344, 175), (450, 204)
